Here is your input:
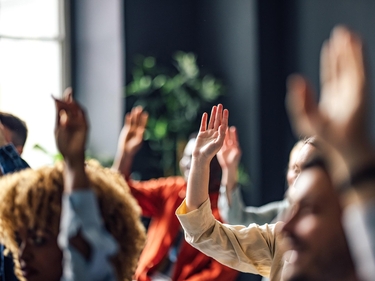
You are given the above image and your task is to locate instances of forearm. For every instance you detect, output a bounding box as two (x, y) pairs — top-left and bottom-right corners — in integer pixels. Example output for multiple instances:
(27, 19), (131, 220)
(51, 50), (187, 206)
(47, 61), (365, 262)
(340, 139), (375, 176)
(337, 139), (375, 206)
(176, 199), (279, 276)
(221, 167), (238, 206)
(186, 157), (210, 211)
(111, 150), (135, 179)
(64, 155), (89, 193)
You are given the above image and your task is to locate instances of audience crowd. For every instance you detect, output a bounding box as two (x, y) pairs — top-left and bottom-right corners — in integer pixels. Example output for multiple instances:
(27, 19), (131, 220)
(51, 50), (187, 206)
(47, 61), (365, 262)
(0, 25), (374, 281)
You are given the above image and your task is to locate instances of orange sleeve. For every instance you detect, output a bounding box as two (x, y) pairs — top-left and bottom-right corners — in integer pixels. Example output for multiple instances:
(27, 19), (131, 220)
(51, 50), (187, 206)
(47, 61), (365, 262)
(127, 177), (185, 217)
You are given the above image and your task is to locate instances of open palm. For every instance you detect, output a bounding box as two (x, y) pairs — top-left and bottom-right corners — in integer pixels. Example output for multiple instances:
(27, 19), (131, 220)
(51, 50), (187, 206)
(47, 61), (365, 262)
(118, 106), (148, 156)
(217, 126), (242, 170)
(194, 104), (228, 161)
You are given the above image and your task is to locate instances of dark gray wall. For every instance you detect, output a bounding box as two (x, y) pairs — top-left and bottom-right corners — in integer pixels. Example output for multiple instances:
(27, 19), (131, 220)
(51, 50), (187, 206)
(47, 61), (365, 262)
(71, 0), (375, 206)
(124, 0), (266, 207)
(194, 1), (261, 204)
(70, 1), (375, 281)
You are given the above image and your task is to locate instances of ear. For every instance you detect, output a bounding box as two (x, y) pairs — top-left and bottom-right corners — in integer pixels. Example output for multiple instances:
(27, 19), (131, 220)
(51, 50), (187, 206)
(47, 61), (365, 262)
(15, 145), (23, 155)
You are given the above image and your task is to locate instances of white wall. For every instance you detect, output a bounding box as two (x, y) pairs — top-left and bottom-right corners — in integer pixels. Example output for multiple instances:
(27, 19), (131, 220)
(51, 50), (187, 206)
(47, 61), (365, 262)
(74, 0), (124, 163)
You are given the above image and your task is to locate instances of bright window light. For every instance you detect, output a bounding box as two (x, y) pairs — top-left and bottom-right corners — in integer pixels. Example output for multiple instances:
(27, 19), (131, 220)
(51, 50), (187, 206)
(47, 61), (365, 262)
(0, 0), (65, 168)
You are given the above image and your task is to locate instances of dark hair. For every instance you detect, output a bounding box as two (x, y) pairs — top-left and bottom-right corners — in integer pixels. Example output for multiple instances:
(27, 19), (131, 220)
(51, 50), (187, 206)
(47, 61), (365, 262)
(0, 112), (28, 147)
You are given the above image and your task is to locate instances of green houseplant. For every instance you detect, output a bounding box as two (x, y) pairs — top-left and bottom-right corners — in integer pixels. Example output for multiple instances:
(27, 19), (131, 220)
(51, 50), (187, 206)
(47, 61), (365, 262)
(126, 51), (225, 176)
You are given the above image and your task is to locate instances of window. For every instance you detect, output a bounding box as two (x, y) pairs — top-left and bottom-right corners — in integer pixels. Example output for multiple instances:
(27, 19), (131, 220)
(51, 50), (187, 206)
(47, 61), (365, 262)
(0, 0), (66, 167)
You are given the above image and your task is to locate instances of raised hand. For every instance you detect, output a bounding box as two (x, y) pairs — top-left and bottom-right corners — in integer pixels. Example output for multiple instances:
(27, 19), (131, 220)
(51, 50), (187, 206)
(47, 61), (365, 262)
(112, 106), (148, 177)
(286, 26), (374, 172)
(193, 104), (228, 161)
(217, 126), (242, 171)
(117, 106), (148, 157)
(186, 104), (228, 211)
(54, 87), (88, 165)
(54, 88), (89, 193)
(217, 126), (241, 195)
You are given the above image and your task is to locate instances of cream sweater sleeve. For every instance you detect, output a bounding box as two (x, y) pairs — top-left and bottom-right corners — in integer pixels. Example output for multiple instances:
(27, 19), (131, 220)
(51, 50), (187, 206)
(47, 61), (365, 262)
(176, 198), (285, 280)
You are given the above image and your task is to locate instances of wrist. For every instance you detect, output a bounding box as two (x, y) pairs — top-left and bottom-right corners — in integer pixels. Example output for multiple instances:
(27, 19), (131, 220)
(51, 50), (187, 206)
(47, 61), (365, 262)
(64, 154), (85, 170)
(64, 163), (89, 193)
(339, 162), (375, 193)
(339, 138), (375, 172)
(191, 155), (212, 167)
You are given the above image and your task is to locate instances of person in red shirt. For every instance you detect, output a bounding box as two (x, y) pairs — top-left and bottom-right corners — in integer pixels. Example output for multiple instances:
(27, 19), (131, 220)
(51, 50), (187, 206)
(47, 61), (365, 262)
(112, 106), (239, 281)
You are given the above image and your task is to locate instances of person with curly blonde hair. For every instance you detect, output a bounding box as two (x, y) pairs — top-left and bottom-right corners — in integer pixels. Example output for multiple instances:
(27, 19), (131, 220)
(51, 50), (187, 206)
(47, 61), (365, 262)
(0, 91), (146, 281)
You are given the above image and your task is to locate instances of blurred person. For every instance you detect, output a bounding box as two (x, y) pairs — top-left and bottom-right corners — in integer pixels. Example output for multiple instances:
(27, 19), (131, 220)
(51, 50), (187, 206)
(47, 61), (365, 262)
(280, 155), (357, 281)
(217, 129), (304, 225)
(217, 133), (307, 281)
(0, 112), (28, 155)
(112, 106), (239, 281)
(0, 116), (29, 281)
(176, 103), (357, 281)
(286, 25), (375, 280)
(0, 93), (146, 281)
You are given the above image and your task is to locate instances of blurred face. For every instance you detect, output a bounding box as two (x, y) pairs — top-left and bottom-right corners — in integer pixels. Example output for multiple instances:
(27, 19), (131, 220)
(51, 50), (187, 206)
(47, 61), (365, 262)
(2, 126), (23, 154)
(179, 138), (221, 192)
(286, 142), (304, 187)
(281, 166), (355, 281)
(179, 138), (195, 181)
(16, 227), (62, 281)
(286, 143), (316, 199)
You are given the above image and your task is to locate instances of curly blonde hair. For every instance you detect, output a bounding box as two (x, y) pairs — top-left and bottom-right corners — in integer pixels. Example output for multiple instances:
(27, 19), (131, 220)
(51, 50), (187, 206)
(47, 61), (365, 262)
(0, 160), (146, 281)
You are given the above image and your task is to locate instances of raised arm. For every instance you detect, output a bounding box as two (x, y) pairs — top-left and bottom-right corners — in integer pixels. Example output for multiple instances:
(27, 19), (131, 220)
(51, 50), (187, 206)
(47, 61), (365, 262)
(54, 88), (89, 193)
(217, 126), (241, 207)
(111, 106), (148, 178)
(186, 104), (228, 211)
(285, 26), (375, 281)
(286, 26), (375, 202)
(55, 89), (119, 281)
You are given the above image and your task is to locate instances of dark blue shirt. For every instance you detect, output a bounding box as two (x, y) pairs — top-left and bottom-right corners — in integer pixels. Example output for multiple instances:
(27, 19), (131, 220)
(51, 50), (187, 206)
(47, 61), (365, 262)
(0, 144), (29, 281)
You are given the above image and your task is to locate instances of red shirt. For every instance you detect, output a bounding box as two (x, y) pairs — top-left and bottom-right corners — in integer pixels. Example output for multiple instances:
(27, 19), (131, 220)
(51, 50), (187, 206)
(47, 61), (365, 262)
(128, 176), (239, 281)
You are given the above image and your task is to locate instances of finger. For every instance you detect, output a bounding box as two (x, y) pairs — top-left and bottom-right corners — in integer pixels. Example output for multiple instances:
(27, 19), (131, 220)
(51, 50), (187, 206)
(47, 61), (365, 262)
(63, 87), (73, 103)
(53, 96), (75, 111)
(62, 100), (88, 129)
(124, 112), (131, 126)
(286, 75), (318, 138)
(214, 104), (223, 130)
(140, 111), (149, 130)
(217, 108), (229, 138)
(129, 107), (137, 127)
(200, 112), (208, 132)
(329, 29), (342, 86)
(53, 96), (64, 130)
(221, 108), (229, 134)
(53, 97), (79, 130)
(207, 106), (217, 130)
(223, 128), (230, 147)
(230, 126), (238, 146)
(320, 41), (331, 87)
(135, 106), (146, 127)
